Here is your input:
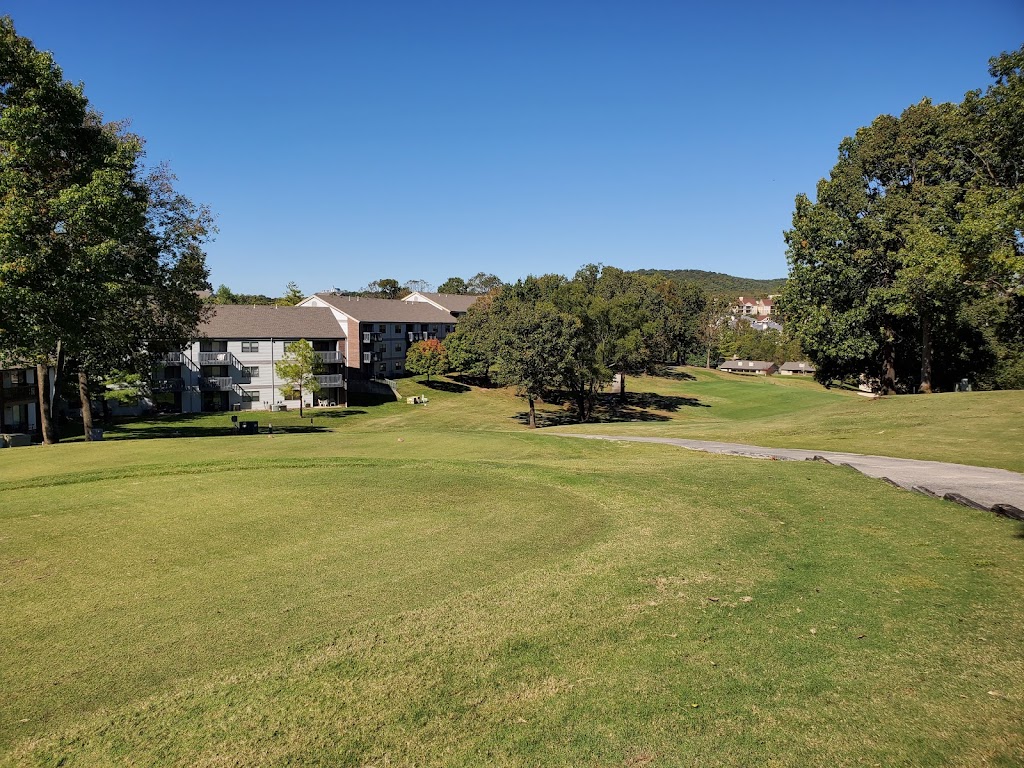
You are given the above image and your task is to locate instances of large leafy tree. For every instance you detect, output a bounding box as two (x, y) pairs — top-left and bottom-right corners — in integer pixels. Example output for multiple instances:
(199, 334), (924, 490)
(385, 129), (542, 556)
(444, 293), (498, 379)
(782, 47), (1024, 393)
(436, 276), (468, 295)
(0, 17), (211, 442)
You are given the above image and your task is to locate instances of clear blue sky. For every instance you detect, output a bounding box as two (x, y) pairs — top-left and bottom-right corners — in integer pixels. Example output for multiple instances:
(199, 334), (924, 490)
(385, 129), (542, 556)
(5, 1), (1023, 295)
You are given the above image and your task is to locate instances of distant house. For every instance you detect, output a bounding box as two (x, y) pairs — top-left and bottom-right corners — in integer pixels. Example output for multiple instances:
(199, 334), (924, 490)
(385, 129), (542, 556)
(735, 296), (774, 318)
(718, 359), (778, 376)
(779, 361), (816, 376)
(402, 291), (480, 318)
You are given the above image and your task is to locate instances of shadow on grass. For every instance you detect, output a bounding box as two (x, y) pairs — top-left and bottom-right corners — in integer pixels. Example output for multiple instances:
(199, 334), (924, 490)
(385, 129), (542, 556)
(422, 379), (470, 394)
(104, 424), (333, 440)
(659, 368), (698, 381)
(449, 373), (502, 389)
(310, 409), (366, 419)
(509, 390), (709, 428)
(348, 392), (397, 407)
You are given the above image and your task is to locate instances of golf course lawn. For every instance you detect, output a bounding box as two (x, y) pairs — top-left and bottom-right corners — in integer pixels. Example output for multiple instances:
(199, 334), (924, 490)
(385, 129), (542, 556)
(1, 372), (1022, 766)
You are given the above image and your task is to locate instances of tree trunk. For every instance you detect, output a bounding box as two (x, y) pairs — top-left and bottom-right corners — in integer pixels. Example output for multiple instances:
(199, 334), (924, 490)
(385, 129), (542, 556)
(706, 344), (712, 369)
(36, 363), (57, 444)
(528, 396), (536, 428)
(880, 331), (897, 395)
(919, 316), (933, 394)
(618, 371), (626, 403)
(298, 385), (303, 418)
(78, 368), (94, 440)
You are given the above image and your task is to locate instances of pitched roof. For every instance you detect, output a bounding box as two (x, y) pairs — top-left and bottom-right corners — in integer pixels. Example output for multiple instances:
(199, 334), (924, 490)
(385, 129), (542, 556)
(780, 361), (816, 372)
(200, 305), (345, 339)
(403, 291), (480, 313)
(313, 293), (456, 323)
(719, 359), (777, 371)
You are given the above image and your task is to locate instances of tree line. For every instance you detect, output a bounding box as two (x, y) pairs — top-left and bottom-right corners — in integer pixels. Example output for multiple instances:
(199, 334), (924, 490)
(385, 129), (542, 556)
(780, 45), (1024, 393)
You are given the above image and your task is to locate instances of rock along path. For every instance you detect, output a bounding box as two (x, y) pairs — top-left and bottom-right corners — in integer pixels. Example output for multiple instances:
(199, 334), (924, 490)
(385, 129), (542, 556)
(560, 434), (1024, 518)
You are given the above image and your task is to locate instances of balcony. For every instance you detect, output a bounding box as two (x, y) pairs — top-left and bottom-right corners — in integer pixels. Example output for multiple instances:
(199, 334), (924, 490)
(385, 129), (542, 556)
(197, 351), (237, 366)
(315, 350), (345, 364)
(154, 378), (185, 392)
(199, 376), (234, 391)
(160, 352), (184, 364)
(1, 383), (36, 401)
(362, 352), (381, 364)
(407, 332), (427, 342)
(362, 332), (384, 343)
(315, 374), (345, 387)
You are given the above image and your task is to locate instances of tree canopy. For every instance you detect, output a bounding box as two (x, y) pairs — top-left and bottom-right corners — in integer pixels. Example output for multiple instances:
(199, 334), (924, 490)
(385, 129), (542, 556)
(780, 45), (1024, 393)
(405, 338), (448, 382)
(0, 17), (212, 441)
(274, 339), (321, 417)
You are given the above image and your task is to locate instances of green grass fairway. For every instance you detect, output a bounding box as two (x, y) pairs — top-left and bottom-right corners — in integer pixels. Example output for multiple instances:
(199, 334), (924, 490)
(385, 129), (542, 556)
(1, 375), (1023, 766)
(552, 368), (1024, 473)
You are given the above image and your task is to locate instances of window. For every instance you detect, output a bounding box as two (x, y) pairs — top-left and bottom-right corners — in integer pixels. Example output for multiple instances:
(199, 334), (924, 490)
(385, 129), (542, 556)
(244, 366), (260, 378)
(431, 325), (438, 332)
(241, 341), (259, 353)
(395, 325), (402, 334)
(445, 324), (454, 333)
(379, 363), (387, 372)
(241, 390), (259, 402)
(378, 324), (387, 333)
(395, 362), (403, 370)
(394, 343), (403, 352)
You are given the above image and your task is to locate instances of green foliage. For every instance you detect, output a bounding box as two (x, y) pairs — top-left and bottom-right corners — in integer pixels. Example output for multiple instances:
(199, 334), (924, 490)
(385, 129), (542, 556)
(279, 282), (305, 306)
(0, 17), (212, 442)
(405, 338), (448, 381)
(635, 269), (786, 298)
(437, 277), (468, 294)
(274, 339), (321, 416)
(366, 278), (406, 300)
(720, 320), (803, 365)
(781, 45), (1024, 393)
(443, 294), (498, 379)
(208, 284), (276, 305)
(466, 272), (503, 295)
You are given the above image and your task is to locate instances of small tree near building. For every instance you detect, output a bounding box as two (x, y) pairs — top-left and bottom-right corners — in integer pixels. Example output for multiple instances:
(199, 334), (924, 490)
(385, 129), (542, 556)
(406, 338), (447, 382)
(274, 339), (321, 417)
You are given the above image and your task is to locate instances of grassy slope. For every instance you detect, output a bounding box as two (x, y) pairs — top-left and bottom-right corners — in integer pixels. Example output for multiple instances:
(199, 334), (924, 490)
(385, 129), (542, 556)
(0, 377), (1022, 766)
(552, 368), (1024, 473)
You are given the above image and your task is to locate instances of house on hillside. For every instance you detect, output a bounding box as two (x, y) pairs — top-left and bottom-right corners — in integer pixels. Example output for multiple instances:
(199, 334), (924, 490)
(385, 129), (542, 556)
(779, 361), (816, 376)
(718, 359), (778, 376)
(153, 305), (347, 413)
(298, 293), (457, 382)
(735, 296), (774, 318)
(402, 291), (480, 318)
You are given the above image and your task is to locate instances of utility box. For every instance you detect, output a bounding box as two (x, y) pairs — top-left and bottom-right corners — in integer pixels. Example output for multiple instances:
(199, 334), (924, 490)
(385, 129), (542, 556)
(238, 421), (259, 435)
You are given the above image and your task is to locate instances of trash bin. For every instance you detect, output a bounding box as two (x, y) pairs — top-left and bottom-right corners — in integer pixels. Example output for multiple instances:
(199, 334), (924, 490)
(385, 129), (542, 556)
(238, 421), (259, 435)
(89, 428), (103, 441)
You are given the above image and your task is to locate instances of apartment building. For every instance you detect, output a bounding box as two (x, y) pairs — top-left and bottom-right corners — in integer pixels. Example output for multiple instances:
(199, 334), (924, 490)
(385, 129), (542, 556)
(298, 294), (457, 381)
(1, 366), (40, 435)
(153, 305), (347, 413)
(402, 291), (480, 318)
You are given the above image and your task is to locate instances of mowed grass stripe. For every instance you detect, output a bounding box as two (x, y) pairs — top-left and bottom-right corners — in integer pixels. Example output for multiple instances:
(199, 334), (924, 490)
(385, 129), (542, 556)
(5, 454), (1023, 766)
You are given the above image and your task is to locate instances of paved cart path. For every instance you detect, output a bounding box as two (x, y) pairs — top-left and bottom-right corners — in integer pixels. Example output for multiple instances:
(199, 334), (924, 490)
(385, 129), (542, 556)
(560, 434), (1024, 515)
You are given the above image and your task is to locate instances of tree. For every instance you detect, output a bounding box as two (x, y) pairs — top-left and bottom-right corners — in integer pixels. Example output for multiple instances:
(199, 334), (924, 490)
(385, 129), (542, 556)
(443, 293), (498, 379)
(366, 278), (406, 300)
(279, 281), (304, 305)
(696, 297), (730, 368)
(0, 17), (211, 443)
(406, 338), (448, 381)
(466, 272), (503, 294)
(437, 276), (468, 295)
(274, 339), (321, 417)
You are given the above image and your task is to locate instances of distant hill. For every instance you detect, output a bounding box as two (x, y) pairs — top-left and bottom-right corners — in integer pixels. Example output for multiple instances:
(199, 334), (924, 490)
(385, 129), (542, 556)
(634, 269), (786, 298)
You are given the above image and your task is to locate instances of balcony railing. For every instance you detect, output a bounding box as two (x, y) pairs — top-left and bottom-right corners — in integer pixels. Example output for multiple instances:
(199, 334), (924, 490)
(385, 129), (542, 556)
(362, 332), (384, 343)
(407, 332), (427, 342)
(199, 376), (234, 391)
(362, 352), (381, 364)
(154, 378), (185, 392)
(1, 383), (36, 401)
(315, 351), (345, 364)
(315, 374), (345, 387)
(197, 351), (237, 366)
(160, 352), (184, 364)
